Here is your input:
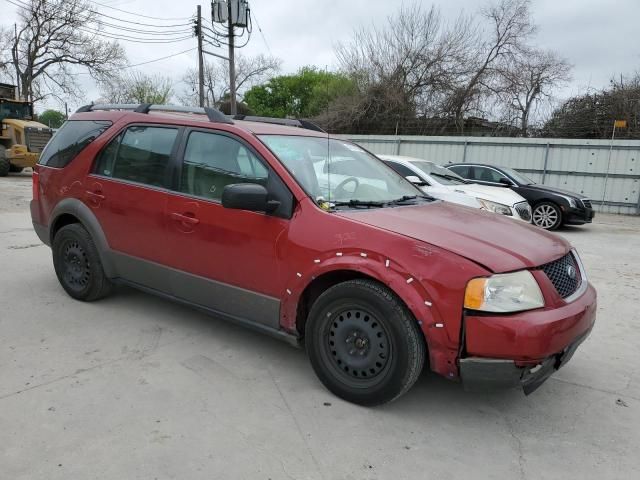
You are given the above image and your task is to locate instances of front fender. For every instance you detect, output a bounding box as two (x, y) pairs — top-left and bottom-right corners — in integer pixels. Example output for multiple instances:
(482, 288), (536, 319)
(280, 247), (459, 379)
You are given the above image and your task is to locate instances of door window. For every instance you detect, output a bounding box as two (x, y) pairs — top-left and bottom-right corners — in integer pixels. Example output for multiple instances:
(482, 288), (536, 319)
(94, 126), (178, 187)
(180, 131), (268, 201)
(384, 161), (415, 179)
(474, 167), (508, 183)
(448, 165), (470, 178)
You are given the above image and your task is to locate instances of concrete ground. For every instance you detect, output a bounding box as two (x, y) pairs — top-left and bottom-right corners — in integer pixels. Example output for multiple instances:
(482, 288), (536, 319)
(1, 171), (639, 480)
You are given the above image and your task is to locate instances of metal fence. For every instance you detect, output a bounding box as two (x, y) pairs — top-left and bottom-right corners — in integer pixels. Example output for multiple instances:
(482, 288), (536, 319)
(341, 135), (640, 215)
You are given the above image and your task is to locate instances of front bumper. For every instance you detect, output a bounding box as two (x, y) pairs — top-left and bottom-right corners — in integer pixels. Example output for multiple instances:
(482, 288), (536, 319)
(460, 326), (592, 394)
(459, 282), (596, 394)
(563, 205), (595, 225)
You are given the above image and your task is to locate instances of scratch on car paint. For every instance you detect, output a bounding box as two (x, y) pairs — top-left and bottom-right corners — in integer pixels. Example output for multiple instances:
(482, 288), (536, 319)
(406, 277), (414, 284)
(413, 244), (435, 258)
(296, 272), (302, 278)
(314, 259), (321, 263)
(334, 231), (356, 246)
(360, 252), (367, 258)
(425, 300), (433, 307)
(335, 252), (343, 256)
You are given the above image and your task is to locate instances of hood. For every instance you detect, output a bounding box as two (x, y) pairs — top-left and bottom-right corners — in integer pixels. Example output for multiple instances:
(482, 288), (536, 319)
(338, 201), (570, 272)
(420, 185), (481, 208)
(451, 183), (527, 207)
(528, 183), (587, 199)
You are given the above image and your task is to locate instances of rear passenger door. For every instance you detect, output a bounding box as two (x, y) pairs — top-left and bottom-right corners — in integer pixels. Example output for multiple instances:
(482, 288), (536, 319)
(89, 124), (180, 291)
(164, 129), (292, 329)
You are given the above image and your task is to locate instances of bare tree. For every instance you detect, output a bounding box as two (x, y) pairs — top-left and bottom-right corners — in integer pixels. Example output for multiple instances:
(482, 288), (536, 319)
(494, 50), (571, 136)
(180, 53), (281, 107)
(98, 71), (173, 104)
(334, 4), (476, 132)
(443, 0), (536, 133)
(4, 0), (126, 104)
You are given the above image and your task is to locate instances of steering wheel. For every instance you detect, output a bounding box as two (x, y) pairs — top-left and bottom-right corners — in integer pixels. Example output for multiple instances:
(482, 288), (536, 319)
(334, 177), (360, 200)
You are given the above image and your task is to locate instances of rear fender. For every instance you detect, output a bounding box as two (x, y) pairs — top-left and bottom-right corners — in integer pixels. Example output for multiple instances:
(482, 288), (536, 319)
(49, 198), (116, 278)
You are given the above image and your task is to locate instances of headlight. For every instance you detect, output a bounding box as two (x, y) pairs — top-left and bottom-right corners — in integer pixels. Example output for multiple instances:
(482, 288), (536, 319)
(477, 198), (513, 216)
(464, 270), (544, 312)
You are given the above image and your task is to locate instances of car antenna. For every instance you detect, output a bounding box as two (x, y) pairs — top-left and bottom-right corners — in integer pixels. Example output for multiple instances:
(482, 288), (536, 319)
(325, 65), (331, 207)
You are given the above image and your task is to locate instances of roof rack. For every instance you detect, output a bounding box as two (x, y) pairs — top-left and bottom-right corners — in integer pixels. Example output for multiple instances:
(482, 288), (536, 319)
(75, 103), (233, 124)
(230, 115), (326, 133)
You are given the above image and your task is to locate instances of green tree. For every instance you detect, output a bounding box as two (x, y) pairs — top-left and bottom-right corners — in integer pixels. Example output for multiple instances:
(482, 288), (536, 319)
(244, 68), (356, 118)
(38, 109), (65, 128)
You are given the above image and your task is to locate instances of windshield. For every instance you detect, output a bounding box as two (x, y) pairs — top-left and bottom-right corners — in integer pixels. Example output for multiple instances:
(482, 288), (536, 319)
(501, 167), (536, 185)
(411, 161), (467, 185)
(259, 135), (425, 207)
(0, 100), (32, 121)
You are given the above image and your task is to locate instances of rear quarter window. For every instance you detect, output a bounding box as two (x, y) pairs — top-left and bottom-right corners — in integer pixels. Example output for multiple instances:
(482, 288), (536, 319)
(38, 120), (112, 168)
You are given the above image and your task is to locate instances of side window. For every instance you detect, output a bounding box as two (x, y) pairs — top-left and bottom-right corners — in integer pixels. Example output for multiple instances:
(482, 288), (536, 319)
(384, 161), (415, 179)
(449, 165), (470, 178)
(94, 126), (178, 187)
(39, 120), (112, 168)
(476, 167), (507, 183)
(180, 131), (269, 201)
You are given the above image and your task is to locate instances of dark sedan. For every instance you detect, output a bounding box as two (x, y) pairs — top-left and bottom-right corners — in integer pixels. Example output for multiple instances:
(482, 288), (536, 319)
(445, 163), (594, 230)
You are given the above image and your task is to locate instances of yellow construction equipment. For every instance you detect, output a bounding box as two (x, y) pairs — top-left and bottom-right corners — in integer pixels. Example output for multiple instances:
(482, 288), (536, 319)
(0, 83), (53, 176)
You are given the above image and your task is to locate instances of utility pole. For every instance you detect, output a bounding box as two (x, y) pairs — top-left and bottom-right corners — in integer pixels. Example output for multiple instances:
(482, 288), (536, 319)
(13, 24), (20, 100)
(227, 1), (237, 115)
(196, 5), (205, 107)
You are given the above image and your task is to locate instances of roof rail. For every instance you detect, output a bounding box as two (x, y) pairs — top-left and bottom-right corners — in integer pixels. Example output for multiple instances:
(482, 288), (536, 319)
(74, 103), (233, 125)
(231, 115), (326, 133)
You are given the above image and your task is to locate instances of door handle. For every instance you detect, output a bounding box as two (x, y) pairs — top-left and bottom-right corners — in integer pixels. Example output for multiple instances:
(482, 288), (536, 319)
(86, 190), (105, 200)
(171, 212), (200, 225)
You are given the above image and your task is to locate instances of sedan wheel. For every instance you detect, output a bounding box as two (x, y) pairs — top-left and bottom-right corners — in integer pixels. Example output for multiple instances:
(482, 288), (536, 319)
(532, 202), (562, 230)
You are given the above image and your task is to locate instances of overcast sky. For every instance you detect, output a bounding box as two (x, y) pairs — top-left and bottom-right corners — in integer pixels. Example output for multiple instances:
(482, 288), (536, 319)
(3, 0), (640, 112)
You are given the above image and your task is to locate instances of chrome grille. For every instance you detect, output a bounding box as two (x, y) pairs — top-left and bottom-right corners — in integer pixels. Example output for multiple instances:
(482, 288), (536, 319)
(514, 201), (532, 221)
(540, 253), (581, 298)
(24, 127), (53, 153)
(581, 199), (592, 209)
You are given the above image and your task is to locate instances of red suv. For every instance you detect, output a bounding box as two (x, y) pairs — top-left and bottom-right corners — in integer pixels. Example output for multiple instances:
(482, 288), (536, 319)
(31, 104), (596, 405)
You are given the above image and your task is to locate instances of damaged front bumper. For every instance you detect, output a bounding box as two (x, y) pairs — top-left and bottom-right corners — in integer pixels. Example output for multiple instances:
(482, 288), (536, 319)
(459, 326), (593, 395)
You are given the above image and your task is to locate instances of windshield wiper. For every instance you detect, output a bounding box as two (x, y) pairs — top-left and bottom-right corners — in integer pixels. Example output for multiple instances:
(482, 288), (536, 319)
(332, 199), (385, 209)
(386, 194), (433, 205)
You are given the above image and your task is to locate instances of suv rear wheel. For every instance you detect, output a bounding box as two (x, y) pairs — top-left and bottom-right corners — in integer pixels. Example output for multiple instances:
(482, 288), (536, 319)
(52, 224), (112, 301)
(305, 279), (425, 406)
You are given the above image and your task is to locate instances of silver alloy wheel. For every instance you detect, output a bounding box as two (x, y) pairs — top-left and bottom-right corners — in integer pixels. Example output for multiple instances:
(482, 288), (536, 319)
(533, 204), (559, 229)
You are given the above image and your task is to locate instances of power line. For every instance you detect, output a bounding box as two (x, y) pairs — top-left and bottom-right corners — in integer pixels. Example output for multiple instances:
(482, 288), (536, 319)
(71, 47), (197, 75)
(88, 0), (191, 22)
(9, 0), (192, 28)
(251, 10), (272, 56)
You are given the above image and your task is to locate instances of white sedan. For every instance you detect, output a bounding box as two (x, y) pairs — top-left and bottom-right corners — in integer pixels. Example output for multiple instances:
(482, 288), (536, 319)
(377, 155), (532, 223)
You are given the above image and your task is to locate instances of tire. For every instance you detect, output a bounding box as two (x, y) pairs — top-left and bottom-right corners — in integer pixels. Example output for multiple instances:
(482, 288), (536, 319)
(9, 165), (24, 173)
(52, 223), (113, 301)
(532, 201), (562, 230)
(0, 146), (9, 177)
(305, 279), (426, 406)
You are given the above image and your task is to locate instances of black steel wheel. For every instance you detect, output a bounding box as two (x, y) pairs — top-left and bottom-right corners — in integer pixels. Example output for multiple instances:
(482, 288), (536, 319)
(306, 279), (425, 406)
(52, 223), (112, 301)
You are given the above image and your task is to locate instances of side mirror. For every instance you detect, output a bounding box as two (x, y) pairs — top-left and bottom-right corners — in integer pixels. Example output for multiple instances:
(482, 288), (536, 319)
(221, 183), (280, 213)
(406, 175), (427, 186)
(498, 177), (514, 186)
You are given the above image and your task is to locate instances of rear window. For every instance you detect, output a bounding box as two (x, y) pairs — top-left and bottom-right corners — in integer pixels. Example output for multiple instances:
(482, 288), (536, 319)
(38, 120), (112, 168)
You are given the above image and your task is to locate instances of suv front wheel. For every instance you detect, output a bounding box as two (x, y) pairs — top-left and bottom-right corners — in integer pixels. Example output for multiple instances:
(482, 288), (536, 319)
(52, 223), (113, 301)
(305, 279), (426, 406)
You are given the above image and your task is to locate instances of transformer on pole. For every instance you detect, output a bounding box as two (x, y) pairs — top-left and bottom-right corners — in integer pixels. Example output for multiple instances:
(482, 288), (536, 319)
(209, 0), (252, 114)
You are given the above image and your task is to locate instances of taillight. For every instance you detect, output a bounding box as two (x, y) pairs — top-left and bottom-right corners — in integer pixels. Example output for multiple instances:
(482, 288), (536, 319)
(32, 169), (40, 201)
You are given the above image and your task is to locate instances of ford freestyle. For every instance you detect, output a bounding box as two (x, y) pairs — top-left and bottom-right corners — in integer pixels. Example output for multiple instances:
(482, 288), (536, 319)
(30, 104), (597, 405)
